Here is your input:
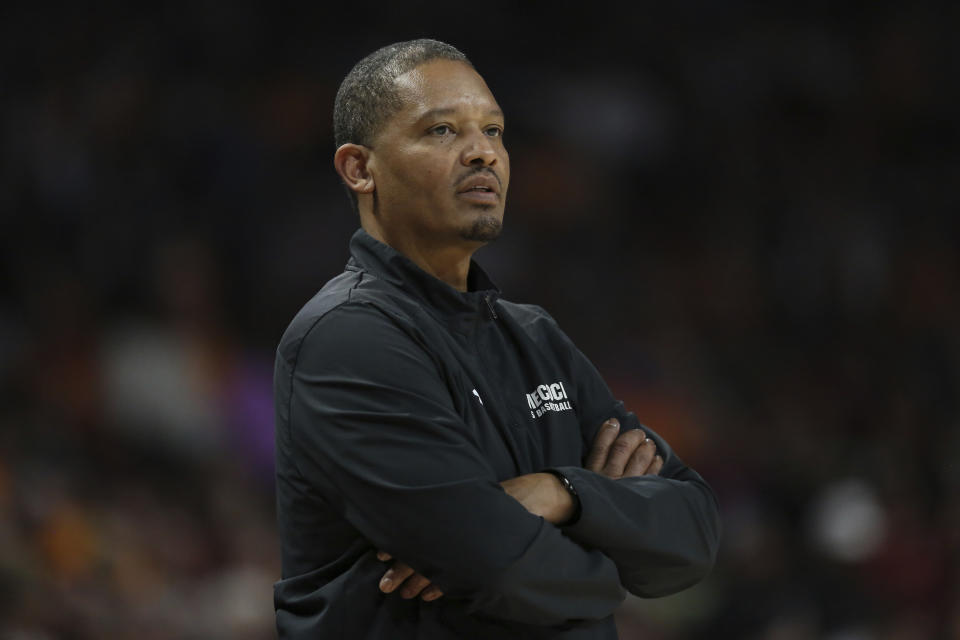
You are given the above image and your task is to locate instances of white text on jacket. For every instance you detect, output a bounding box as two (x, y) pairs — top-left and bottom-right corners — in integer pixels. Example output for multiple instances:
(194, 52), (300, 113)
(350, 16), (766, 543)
(526, 381), (572, 419)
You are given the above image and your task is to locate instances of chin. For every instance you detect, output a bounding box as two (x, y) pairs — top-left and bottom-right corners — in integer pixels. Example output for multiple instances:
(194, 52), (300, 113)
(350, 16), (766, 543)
(460, 215), (503, 243)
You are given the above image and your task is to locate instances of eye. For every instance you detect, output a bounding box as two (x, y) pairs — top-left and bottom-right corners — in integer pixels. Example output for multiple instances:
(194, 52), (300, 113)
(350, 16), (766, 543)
(429, 124), (453, 136)
(484, 125), (503, 138)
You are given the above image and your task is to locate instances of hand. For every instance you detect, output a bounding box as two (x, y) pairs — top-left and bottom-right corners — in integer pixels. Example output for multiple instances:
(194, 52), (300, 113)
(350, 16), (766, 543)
(377, 551), (444, 602)
(500, 473), (575, 525)
(585, 418), (662, 479)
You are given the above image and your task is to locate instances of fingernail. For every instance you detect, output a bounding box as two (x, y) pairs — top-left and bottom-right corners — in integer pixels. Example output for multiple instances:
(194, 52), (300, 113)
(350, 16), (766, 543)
(380, 577), (392, 591)
(605, 419), (619, 430)
(423, 591), (439, 602)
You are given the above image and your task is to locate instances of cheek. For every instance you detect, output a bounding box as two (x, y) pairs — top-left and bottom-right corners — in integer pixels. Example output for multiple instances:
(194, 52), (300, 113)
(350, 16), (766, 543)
(388, 166), (431, 196)
(415, 164), (451, 198)
(421, 167), (442, 184)
(380, 149), (452, 200)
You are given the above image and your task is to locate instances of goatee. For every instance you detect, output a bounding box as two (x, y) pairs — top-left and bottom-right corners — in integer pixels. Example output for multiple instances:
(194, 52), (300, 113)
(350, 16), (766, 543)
(460, 215), (502, 243)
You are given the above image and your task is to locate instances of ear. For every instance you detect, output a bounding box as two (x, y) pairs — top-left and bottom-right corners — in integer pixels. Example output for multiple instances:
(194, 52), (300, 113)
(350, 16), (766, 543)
(334, 144), (375, 195)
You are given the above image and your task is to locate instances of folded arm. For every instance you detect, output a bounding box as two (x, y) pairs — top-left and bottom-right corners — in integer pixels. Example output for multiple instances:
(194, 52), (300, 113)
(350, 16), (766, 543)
(540, 316), (723, 597)
(557, 421), (721, 598)
(278, 303), (626, 625)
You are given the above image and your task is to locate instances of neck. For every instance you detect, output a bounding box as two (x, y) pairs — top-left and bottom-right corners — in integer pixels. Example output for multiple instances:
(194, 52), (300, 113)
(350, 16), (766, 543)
(364, 225), (478, 292)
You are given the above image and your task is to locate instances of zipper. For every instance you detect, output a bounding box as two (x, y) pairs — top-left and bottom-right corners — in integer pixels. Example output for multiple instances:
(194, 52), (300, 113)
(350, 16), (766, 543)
(484, 294), (498, 320)
(471, 319), (524, 474)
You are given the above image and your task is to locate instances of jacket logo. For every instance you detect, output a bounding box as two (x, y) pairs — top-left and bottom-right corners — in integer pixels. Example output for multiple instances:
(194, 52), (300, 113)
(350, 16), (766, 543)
(472, 389), (484, 406)
(526, 381), (572, 419)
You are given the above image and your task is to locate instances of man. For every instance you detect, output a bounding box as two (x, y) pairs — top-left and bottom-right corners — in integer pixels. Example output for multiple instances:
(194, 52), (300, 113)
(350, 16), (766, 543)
(273, 39), (721, 639)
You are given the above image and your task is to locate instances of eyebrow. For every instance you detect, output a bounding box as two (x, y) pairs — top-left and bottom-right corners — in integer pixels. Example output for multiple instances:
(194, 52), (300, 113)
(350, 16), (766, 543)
(417, 107), (504, 122)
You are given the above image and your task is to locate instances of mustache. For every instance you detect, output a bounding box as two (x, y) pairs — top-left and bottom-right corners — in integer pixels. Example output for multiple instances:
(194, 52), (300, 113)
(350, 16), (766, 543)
(455, 167), (502, 190)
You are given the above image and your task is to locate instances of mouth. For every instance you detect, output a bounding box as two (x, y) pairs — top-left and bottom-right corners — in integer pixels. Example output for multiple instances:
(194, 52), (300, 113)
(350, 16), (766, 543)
(456, 189), (499, 205)
(455, 172), (501, 204)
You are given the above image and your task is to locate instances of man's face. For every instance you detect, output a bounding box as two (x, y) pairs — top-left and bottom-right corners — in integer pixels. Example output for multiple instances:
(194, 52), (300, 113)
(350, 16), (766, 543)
(366, 59), (510, 247)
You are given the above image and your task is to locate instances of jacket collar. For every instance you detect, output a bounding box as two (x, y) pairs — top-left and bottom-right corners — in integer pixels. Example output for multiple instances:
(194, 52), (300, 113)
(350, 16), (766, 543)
(346, 228), (501, 316)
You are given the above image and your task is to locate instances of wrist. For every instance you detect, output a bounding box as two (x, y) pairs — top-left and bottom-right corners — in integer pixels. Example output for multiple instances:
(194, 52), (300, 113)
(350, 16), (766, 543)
(540, 469), (581, 526)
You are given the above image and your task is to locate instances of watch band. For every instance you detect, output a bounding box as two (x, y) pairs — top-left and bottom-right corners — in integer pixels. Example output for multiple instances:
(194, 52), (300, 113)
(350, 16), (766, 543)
(541, 469), (582, 526)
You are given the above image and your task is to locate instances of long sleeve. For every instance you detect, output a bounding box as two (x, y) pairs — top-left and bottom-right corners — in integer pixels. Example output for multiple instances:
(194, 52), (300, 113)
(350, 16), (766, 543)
(544, 318), (722, 598)
(275, 302), (626, 625)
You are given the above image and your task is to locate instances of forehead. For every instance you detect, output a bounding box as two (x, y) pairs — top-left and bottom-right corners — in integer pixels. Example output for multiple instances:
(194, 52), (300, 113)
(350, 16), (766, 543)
(391, 59), (501, 122)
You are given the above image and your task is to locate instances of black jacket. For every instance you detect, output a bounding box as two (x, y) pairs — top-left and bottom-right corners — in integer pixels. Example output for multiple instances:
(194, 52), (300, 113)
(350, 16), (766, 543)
(273, 229), (721, 639)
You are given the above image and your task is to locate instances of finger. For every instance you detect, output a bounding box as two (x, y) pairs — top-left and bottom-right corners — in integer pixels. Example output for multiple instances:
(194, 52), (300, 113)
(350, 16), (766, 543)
(421, 585), (445, 602)
(379, 562), (415, 593)
(377, 551), (392, 562)
(601, 429), (646, 479)
(622, 438), (657, 477)
(399, 572), (433, 599)
(585, 418), (620, 472)
(648, 454), (664, 476)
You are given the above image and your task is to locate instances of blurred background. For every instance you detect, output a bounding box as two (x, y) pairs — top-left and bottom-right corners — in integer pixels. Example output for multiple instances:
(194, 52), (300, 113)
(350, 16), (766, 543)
(1, 2), (957, 638)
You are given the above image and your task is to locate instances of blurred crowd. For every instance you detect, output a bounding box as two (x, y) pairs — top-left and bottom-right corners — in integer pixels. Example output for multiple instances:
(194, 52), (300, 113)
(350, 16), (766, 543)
(1, 2), (957, 639)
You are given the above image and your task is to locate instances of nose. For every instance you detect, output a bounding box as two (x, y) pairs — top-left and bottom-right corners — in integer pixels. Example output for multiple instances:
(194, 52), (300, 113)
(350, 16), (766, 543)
(461, 130), (498, 167)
